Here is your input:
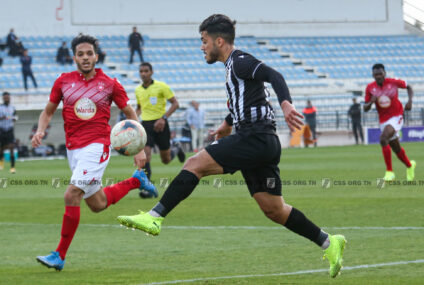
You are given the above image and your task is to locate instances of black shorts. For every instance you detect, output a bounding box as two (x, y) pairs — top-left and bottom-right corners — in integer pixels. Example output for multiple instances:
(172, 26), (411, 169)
(0, 129), (14, 147)
(142, 119), (171, 151)
(205, 131), (282, 196)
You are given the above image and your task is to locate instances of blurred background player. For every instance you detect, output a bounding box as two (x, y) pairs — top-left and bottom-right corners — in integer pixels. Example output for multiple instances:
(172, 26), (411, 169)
(135, 62), (185, 198)
(364, 63), (416, 181)
(118, 14), (346, 278)
(186, 100), (205, 152)
(33, 35), (156, 271)
(0, 91), (17, 173)
(348, 97), (364, 144)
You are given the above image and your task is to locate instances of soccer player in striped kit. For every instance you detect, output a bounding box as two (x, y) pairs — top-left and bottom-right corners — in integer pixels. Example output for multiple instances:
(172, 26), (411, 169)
(118, 15), (346, 278)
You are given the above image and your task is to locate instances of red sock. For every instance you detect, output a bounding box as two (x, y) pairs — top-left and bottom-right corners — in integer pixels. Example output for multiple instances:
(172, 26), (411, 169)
(396, 147), (411, 167)
(56, 206), (80, 259)
(103, 177), (140, 207)
(382, 145), (392, 171)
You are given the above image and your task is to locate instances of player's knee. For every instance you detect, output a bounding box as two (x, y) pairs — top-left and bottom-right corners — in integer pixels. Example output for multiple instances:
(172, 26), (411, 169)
(380, 136), (389, 146)
(161, 157), (171, 164)
(261, 204), (282, 222)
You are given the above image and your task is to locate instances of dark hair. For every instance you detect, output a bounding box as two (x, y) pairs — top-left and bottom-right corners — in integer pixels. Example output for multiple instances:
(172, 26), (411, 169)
(140, 62), (153, 71)
(372, 63), (385, 71)
(199, 14), (236, 45)
(71, 34), (98, 55)
(2, 92), (10, 96)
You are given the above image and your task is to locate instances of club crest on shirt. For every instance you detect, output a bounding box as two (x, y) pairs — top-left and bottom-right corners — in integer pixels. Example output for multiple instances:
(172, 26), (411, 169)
(97, 82), (105, 91)
(74, 98), (97, 120)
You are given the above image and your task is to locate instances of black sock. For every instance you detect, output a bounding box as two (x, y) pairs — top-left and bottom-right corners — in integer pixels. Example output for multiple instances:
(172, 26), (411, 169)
(170, 146), (178, 161)
(10, 153), (15, 167)
(284, 207), (328, 247)
(144, 162), (151, 179)
(152, 170), (199, 217)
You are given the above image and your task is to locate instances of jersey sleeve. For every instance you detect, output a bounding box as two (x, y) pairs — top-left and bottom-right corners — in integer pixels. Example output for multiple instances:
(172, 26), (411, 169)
(391, 78), (407, 89)
(112, 79), (129, 109)
(364, 85), (372, 103)
(49, 76), (63, 104)
(162, 83), (175, 100)
(233, 53), (262, 80)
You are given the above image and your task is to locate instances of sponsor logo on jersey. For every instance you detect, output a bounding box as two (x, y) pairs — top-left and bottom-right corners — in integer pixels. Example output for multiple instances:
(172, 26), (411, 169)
(74, 98), (97, 120)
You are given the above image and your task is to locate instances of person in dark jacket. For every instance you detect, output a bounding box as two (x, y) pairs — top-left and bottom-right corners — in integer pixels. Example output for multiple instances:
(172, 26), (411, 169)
(20, 49), (38, 90)
(128, 26), (144, 64)
(56, 41), (73, 65)
(348, 97), (364, 144)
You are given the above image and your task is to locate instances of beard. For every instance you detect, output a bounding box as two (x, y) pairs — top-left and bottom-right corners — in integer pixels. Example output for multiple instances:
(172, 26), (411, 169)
(77, 61), (95, 74)
(206, 47), (220, 64)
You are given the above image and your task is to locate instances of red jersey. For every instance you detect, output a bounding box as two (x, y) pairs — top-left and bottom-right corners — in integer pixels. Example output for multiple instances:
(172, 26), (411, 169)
(50, 69), (129, 149)
(365, 78), (407, 123)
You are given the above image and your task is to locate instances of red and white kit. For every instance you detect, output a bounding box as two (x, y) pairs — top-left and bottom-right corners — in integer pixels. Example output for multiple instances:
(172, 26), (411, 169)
(50, 69), (129, 197)
(365, 78), (407, 139)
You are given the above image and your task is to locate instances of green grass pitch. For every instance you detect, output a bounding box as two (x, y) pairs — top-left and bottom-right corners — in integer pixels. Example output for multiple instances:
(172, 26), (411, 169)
(0, 142), (423, 284)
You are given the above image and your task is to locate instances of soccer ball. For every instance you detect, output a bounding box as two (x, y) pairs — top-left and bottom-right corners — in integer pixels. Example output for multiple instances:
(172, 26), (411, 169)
(110, 119), (147, 156)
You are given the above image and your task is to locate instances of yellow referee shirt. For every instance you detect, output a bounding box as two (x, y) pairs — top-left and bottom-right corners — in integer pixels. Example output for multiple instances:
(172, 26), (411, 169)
(135, 80), (174, 121)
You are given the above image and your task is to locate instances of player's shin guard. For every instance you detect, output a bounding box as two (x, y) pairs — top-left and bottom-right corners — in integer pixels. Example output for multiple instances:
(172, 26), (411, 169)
(152, 170), (199, 217)
(382, 145), (392, 171)
(284, 207), (328, 247)
(56, 206), (80, 259)
(104, 177), (140, 207)
(395, 147), (411, 167)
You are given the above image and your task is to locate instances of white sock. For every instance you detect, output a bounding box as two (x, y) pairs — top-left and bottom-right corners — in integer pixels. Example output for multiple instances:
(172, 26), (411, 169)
(321, 237), (330, 250)
(149, 210), (162, 217)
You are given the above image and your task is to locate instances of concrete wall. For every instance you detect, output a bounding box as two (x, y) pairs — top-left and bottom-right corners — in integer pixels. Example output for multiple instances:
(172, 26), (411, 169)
(0, 0), (405, 38)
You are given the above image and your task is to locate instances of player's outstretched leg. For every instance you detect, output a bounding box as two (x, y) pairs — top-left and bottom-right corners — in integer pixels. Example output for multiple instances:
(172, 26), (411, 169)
(36, 251), (65, 271)
(118, 169), (200, 235)
(323, 234), (347, 278)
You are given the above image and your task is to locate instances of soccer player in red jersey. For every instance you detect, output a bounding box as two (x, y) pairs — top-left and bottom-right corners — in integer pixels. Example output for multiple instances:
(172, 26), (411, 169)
(32, 35), (156, 271)
(364, 63), (416, 182)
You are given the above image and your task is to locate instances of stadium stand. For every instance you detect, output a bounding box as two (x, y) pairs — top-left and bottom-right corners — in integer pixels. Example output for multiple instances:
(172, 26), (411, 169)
(1, 34), (424, 148)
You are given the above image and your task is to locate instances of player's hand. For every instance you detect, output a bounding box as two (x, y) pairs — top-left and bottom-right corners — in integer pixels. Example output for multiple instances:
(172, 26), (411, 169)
(211, 120), (232, 140)
(405, 100), (412, 111)
(153, 118), (165, 132)
(31, 131), (45, 148)
(134, 149), (147, 170)
(370, 96), (378, 103)
(281, 101), (304, 132)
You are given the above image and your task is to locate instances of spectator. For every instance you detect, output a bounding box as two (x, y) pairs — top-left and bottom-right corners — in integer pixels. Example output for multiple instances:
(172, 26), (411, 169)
(20, 49), (38, 90)
(302, 100), (317, 147)
(56, 41), (72, 65)
(0, 57), (3, 67)
(186, 100), (206, 152)
(8, 37), (24, 57)
(128, 26), (144, 64)
(6, 28), (16, 50)
(348, 97), (364, 144)
(96, 41), (107, 64)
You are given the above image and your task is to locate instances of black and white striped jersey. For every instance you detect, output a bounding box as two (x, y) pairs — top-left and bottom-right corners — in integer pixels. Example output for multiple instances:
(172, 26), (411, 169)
(224, 49), (276, 132)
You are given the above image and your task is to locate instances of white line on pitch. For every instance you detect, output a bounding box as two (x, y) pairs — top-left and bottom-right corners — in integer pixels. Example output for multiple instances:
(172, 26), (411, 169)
(140, 259), (424, 285)
(1, 222), (424, 230)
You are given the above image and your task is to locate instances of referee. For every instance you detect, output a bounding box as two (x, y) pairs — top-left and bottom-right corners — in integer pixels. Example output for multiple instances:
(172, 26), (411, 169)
(0, 91), (17, 173)
(135, 62), (185, 197)
(119, 15), (346, 278)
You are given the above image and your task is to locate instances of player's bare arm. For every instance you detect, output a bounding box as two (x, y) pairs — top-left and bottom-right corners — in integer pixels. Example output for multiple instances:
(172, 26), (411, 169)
(363, 95), (377, 112)
(153, 97), (179, 132)
(211, 120), (232, 140)
(136, 104), (141, 118)
(405, 85), (413, 111)
(31, 101), (58, 147)
(281, 100), (304, 132)
(121, 104), (146, 169)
